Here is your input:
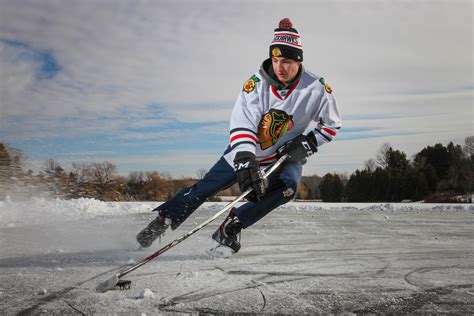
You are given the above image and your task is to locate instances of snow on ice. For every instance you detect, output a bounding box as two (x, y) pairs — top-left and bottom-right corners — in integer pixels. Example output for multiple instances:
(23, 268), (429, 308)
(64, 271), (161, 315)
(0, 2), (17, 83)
(1, 196), (472, 228)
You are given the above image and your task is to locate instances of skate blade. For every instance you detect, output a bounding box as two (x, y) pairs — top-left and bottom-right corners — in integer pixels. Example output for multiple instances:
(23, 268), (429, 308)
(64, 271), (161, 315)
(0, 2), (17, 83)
(96, 275), (131, 293)
(115, 279), (131, 290)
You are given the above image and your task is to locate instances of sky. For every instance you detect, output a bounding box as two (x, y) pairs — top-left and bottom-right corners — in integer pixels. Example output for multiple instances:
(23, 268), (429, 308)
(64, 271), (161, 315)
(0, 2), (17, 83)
(0, 0), (472, 178)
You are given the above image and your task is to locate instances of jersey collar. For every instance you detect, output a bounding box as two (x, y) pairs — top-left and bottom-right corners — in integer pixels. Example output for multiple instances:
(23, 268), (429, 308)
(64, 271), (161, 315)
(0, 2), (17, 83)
(271, 79), (300, 100)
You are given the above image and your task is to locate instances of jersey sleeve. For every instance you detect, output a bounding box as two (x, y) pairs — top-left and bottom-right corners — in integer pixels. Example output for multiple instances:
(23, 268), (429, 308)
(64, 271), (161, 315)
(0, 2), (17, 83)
(228, 75), (263, 157)
(312, 84), (342, 146)
(229, 92), (261, 155)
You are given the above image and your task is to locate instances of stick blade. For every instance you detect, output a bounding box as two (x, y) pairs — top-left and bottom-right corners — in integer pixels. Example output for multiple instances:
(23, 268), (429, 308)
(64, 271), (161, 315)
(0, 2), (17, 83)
(96, 274), (120, 293)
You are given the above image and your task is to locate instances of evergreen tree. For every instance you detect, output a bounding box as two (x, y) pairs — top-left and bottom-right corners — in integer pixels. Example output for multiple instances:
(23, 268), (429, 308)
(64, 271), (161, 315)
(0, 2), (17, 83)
(465, 137), (474, 192)
(415, 143), (450, 180)
(446, 142), (469, 193)
(414, 171), (430, 201)
(319, 173), (344, 202)
(345, 169), (372, 202)
(420, 164), (439, 193)
(370, 167), (390, 201)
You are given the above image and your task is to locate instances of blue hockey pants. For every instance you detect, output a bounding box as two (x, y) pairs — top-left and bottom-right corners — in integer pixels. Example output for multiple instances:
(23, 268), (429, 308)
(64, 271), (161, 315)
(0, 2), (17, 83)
(155, 155), (302, 228)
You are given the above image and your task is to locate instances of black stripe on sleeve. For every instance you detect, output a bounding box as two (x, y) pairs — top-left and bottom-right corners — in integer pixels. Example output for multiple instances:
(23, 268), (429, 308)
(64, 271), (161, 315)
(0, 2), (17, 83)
(230, 127), (257, 136)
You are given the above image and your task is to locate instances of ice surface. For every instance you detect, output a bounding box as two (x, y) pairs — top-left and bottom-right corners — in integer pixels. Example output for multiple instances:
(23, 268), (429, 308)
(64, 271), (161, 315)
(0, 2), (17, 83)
(0, 198), (473, 314)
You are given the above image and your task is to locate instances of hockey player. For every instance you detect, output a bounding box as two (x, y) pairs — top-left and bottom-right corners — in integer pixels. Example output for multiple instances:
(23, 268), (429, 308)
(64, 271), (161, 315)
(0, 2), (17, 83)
(137, 18), (342, 253)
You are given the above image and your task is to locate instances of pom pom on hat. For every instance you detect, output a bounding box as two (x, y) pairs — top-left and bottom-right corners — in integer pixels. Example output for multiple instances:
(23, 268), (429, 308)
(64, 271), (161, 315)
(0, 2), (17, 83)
(279, 18), (293, 29)
(269, 18), (303, 62)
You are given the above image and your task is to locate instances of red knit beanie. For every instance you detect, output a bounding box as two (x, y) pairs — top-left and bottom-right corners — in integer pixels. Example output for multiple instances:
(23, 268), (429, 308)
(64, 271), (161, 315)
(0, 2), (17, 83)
(269, 18), (303, 62)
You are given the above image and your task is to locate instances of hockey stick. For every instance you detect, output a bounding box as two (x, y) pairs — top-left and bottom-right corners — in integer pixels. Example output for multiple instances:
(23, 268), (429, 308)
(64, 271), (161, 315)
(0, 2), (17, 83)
(96, 154), (288, 293)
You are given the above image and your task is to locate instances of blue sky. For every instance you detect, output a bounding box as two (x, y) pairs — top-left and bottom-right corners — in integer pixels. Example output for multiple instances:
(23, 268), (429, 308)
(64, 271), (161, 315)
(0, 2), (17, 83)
(0, 0), (472, 177)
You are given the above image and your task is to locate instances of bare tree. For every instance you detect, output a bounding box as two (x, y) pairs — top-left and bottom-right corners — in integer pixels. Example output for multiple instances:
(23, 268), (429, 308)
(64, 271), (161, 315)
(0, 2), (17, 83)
(44, 158), (63, 175)
(161, 171), (173, 180)
(91, 161), (117, 196)
(364, 158), (376, 172)
(8, 146), (25, 177)
(375, 143), (391, 168)
(0, 144), (13, 199)
(296, 181), (309, 200)
(126, 171), (145, 200)
(72, 162), (93, 183)
(464, 136), (474, 157)
(336, 172), (349, 183)
(128, 171), (145, 184)
(143, 171), (169, 200)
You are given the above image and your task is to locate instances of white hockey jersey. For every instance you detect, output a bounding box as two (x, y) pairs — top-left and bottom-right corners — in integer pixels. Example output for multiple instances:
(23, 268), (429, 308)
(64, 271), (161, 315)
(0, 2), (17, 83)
(223, 59), (342, 168)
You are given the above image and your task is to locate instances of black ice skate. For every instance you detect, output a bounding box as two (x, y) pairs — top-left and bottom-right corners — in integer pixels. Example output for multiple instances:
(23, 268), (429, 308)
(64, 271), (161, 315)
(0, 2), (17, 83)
(136, 215), (172, 248)
(211, 209), (243, 253)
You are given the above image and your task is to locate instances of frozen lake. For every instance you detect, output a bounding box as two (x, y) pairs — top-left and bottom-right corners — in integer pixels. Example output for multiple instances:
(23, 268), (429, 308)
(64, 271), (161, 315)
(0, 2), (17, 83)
(1, 199), (473, 314)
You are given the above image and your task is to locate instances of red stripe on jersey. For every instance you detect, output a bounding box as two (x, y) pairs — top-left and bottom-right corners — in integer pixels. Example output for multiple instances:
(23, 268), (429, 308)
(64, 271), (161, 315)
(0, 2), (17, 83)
(322, 127), (337, 136)
(271, 86), (282, 100)
(230, 134), (257, 143)
(287, 80), (300, 96)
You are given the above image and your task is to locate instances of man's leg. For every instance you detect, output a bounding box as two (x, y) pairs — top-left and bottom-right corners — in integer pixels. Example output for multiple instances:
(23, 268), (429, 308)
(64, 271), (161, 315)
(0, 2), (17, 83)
(137, 156), (236, 247)
(235, 161), (302, 228)
(212, 162), (302, 252)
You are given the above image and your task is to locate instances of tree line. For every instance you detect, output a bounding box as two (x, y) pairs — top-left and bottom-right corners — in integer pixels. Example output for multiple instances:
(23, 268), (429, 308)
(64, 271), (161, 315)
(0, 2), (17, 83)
(317, 137), (473, 202)
(0, 137), (473, 202)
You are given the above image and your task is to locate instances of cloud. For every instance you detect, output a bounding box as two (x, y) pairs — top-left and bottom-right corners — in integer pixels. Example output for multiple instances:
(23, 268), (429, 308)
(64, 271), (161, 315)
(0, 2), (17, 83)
(0, 0), (472, 177)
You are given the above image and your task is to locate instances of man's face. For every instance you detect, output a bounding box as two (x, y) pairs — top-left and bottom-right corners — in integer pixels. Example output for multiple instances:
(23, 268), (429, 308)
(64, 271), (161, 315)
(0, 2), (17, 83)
(272, 57), (301, 85)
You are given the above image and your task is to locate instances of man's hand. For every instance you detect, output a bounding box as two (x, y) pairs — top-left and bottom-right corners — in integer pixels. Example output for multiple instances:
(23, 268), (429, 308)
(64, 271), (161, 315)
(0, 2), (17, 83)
(277, 132), (318, 163)
(233, 151), (266, 199)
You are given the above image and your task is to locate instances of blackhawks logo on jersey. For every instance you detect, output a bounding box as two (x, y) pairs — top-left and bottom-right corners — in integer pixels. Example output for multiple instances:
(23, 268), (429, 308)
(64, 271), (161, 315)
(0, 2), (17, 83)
(243, 75), (260, 94)
(319, 77), (333, 94)
(257, 109), (294, 150)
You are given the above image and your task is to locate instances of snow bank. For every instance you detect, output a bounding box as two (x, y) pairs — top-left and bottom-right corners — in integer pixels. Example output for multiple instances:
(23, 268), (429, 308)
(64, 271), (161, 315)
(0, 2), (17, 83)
(279, 202), (474, 214)
(0, 196), (158, 227)
(0, 197), (471, 228)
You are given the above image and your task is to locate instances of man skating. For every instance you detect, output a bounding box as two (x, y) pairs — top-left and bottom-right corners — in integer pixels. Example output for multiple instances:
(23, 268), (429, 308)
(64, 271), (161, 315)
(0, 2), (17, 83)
(137, 18), (342, 253)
